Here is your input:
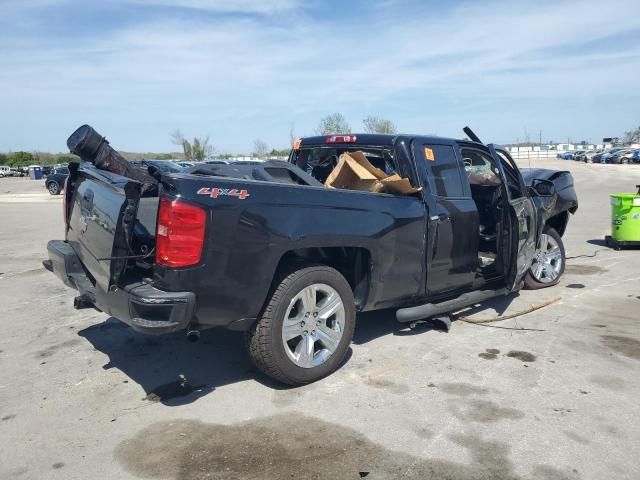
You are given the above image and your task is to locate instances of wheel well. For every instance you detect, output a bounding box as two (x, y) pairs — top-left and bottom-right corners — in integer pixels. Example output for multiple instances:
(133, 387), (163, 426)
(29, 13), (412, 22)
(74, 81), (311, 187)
(275, 247), (371, 309)
(546, 211), (569, 237)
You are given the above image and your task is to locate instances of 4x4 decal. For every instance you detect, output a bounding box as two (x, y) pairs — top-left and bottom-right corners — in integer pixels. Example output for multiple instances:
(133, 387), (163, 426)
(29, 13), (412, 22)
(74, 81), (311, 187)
(197, 187), (250, 200)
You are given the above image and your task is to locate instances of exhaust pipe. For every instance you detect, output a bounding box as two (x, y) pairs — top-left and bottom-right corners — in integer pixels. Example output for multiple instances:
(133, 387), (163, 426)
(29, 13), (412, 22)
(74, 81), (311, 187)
(186, 330), (200, 343)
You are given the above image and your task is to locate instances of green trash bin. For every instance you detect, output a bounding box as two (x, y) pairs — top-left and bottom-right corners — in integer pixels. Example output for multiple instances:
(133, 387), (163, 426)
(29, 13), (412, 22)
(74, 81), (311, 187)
(607, 185), (640, 247)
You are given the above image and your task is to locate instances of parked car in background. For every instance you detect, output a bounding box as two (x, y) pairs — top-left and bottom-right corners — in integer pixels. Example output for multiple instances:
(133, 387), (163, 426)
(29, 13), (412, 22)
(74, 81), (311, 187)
(131, 159), (185, 173)
(571, 150), (586, 161)
(45, 166), (70, 195)
(42, 166), (54, 177)
(176, 161), (195, 168)
(609, 149), (637, 164)
(201, 159), (232, 165)
(556, 152), (574, 160)
(0, 166), (14, 177)
(599, 148), (625, 164)
(582, 150), (602, 163)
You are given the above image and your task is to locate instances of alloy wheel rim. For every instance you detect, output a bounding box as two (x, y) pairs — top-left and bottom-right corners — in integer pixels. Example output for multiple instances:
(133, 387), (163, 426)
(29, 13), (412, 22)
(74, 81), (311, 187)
(281, 283), (345, 369)
(530, 234), (563, 283)
(48, 184), (58, 194)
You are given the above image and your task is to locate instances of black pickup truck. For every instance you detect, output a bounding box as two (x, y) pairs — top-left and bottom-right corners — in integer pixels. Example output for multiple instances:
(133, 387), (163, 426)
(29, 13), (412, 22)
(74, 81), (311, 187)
(45, 126), (577, 385)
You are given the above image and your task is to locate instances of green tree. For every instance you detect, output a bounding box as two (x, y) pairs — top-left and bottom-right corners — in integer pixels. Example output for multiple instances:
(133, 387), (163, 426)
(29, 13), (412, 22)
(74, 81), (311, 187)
(315, 113), (351, 135)
(362, 115), (397, 134)
(0, 153), (8, 165)
(171, 130), (214, 162)
(270, 148), (290, 157)
(7, 151), (35, 167)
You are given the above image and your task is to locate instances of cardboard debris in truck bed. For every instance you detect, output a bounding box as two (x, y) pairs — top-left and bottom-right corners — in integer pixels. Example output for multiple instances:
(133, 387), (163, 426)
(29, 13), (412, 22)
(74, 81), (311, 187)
(325, 151), (421, 195)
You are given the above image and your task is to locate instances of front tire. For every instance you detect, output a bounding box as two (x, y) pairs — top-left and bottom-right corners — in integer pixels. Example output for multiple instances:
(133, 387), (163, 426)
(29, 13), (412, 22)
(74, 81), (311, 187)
(524, 226), (565, 289)
(245, 265), (356, 386)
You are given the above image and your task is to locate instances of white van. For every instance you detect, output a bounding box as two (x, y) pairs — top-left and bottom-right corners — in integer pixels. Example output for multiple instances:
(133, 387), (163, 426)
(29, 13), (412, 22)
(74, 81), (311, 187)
(0, 166), (13, 177)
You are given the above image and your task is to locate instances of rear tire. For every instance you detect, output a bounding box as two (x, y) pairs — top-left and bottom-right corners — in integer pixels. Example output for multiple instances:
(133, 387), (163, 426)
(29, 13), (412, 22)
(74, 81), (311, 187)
(47, 181), (61, 195)
(245, 265), (356, 386)
(524, 226), (565, 289)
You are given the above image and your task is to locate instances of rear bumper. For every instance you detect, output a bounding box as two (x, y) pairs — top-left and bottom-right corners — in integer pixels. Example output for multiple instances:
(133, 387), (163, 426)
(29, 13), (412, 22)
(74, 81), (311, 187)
(45, 240), (196, 335)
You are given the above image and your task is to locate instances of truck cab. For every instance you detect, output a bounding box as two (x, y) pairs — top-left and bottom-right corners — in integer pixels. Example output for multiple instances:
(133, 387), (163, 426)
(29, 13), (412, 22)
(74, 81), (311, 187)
(289, 134), (540, 299)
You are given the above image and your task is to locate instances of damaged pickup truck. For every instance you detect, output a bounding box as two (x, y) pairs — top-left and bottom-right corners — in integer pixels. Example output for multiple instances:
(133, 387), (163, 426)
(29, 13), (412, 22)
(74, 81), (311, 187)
(45, 125), (577, 385)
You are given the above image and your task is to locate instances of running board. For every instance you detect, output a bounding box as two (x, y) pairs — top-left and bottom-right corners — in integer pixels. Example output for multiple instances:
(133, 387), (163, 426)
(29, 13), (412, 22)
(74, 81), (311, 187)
(396, 288), (510, 323)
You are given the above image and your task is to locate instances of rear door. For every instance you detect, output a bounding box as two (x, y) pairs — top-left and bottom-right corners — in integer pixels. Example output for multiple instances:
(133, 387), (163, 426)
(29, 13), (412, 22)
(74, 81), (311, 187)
(413, 141), (479, 296)
(489, 145), (537, 290)
(66, 165), (142, 292)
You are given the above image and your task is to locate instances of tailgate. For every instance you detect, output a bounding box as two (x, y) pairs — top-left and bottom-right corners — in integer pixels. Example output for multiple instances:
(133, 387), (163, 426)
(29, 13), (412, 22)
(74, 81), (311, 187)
(66, 164), (144, 292)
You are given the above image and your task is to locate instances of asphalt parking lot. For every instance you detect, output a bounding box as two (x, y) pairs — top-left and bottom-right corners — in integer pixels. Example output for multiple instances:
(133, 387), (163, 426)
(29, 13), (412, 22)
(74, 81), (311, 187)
(1, 159), (639, 480)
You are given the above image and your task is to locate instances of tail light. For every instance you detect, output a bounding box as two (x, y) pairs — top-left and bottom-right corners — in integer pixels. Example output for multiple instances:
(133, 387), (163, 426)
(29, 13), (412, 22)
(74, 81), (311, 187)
(156, 196), (206, 267)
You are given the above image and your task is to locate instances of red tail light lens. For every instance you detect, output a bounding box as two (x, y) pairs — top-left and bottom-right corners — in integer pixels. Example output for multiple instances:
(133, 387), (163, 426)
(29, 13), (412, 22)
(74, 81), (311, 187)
(156, 197), (206, 268)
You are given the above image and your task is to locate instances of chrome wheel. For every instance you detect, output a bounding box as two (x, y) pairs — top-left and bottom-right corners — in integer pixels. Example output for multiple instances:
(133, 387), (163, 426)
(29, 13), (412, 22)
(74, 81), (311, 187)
(530, 234), (563, 283)
(281, 283), (345, 369)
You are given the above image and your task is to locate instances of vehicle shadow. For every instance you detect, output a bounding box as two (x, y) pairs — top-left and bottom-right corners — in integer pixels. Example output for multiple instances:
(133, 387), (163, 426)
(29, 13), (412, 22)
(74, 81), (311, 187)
(353, 293), (520, 345)
(78, 317), (254, 406)
(78, 294), (520, 401)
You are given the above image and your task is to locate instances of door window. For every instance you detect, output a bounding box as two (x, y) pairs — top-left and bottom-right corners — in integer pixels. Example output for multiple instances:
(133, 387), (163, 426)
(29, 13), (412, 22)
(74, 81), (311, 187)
(460, 149), (501, 186)
(420, 144), (465, 198)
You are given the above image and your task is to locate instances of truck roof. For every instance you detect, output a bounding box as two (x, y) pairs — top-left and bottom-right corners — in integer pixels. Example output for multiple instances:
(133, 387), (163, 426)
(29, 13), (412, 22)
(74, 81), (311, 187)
(299, 133), (479, 148)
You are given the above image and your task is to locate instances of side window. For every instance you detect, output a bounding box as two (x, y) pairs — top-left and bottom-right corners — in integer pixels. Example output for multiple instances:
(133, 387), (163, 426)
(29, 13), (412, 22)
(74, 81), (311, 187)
(421, 144), (465, 198)
(460, 149), (501, 186)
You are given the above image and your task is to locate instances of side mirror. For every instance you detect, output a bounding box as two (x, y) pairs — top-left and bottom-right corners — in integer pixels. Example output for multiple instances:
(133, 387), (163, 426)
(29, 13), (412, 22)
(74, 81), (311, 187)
(531, 179), (555, 196)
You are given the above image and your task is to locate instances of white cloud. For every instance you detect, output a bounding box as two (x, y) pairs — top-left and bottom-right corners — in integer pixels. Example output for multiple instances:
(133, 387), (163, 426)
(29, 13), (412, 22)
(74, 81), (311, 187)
(125, 0), (303, 14)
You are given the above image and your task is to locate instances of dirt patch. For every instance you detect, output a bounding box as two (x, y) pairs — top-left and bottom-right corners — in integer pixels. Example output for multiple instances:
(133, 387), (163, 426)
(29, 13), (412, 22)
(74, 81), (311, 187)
(589, 374), (626, 391)
(449, 400), (525, 424)
(506, 351), (537, 362)
(115, 415), (573, 480)
(563, 431), (590, 445)
(565, 265), (605, 275)
(363, 376), (409, 394)
(566, 284), (585, 289)
(600, 335), (640, 360)
(438, 383), (489, 397)
(36, 338), (82, 358)
(415, 427), (434, 439)
(52, 463), (65, 469)
(2, 414), (16, 421)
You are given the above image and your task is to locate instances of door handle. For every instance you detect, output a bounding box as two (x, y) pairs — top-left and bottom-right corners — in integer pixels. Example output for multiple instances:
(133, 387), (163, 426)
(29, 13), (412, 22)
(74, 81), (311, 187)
(430, 214), (450, 222)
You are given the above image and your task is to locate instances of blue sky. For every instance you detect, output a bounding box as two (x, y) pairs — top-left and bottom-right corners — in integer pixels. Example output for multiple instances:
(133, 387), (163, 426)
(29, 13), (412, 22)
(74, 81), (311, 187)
(1, 0), (639, 153)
